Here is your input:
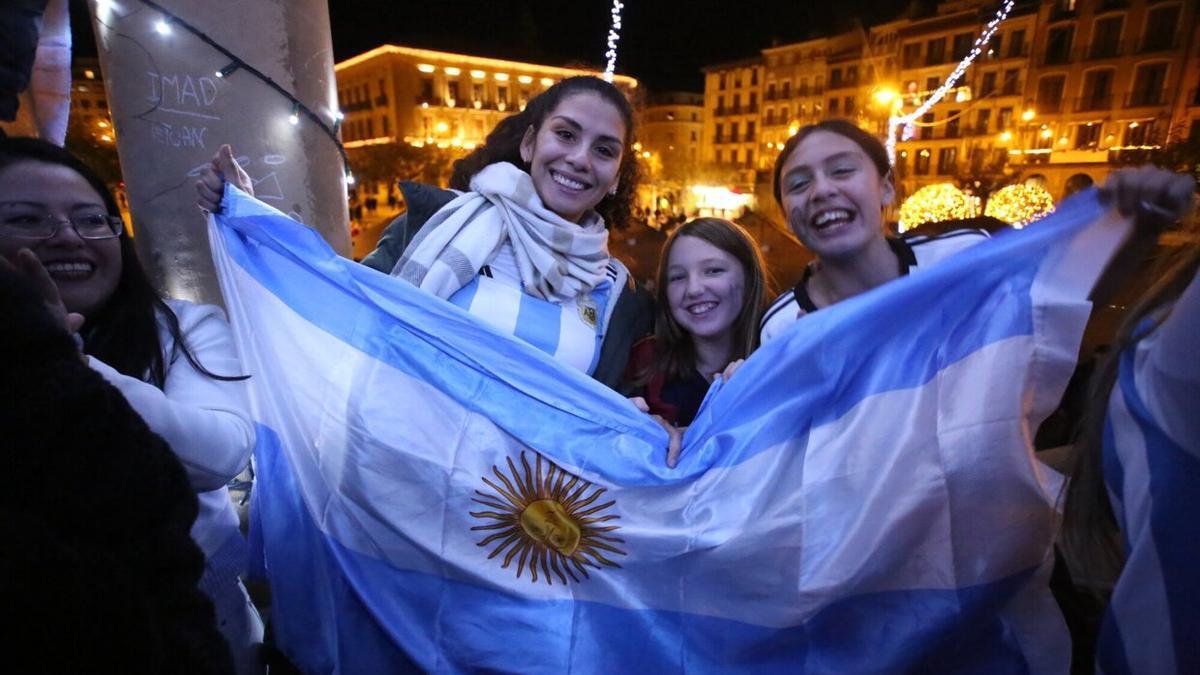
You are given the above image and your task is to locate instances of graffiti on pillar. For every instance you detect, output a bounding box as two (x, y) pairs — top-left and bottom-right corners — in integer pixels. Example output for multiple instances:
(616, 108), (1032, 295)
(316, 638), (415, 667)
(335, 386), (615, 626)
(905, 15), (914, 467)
(187, 153), (289, 203)
(145, 71), (219, 150)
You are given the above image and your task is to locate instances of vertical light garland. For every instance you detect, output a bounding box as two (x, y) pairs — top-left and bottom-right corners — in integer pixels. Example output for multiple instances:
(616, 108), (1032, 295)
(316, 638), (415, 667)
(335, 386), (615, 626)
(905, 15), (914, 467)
(603, 0), (625, 82)
(886, 0), (1015, 165)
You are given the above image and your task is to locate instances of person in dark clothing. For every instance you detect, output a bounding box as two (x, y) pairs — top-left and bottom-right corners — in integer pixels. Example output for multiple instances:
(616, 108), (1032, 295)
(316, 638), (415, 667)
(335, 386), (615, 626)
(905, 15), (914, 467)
(0, 258), (234, 674)
(625, 217), (768, 429)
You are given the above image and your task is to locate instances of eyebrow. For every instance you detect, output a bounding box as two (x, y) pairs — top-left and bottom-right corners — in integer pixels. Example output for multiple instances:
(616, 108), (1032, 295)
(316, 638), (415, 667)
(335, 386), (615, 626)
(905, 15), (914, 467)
(549, 114), (624, 147)
(782, 151), (861, 180)
(0, 200), (106, 210)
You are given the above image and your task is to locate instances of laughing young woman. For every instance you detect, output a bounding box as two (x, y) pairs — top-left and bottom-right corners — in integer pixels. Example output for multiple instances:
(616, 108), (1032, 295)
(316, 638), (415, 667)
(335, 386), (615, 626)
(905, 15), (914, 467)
(759, 119), (988, 342)
(198, 76), (653, 390)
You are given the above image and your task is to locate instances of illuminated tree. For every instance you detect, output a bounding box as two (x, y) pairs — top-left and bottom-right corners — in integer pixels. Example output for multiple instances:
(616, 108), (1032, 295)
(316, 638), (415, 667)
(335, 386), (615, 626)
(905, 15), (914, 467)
(984, 184), (1055, 228)
(898, 183), (979, 232)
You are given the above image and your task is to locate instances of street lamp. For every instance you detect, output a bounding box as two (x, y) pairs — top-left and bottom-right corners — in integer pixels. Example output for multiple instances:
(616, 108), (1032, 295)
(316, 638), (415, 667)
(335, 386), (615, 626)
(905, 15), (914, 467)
(1021, 108), (1036, 122)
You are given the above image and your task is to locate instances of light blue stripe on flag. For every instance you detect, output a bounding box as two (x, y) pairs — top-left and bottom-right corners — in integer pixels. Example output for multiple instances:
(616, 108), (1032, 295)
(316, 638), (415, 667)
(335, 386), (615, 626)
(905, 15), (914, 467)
(213, 186), (1129, 673)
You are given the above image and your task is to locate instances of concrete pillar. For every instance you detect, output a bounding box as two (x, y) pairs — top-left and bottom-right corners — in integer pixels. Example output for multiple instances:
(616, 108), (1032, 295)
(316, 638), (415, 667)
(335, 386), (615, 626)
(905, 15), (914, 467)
(88, 0), (349, 305)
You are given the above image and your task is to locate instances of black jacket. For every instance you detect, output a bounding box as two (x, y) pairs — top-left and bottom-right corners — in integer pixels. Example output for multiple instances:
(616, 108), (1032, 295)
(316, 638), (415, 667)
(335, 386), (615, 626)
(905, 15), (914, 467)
(362, 181), (653, 391)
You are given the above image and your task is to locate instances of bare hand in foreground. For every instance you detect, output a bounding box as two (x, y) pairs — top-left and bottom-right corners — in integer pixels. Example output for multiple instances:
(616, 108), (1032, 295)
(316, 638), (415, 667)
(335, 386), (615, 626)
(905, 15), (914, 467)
(195, 144), (253, 213)
(0, 248), (85, 336)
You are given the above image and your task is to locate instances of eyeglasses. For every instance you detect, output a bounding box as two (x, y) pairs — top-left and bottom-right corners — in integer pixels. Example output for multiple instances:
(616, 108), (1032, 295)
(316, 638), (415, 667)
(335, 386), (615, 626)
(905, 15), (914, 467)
(0, 212), (124, 240)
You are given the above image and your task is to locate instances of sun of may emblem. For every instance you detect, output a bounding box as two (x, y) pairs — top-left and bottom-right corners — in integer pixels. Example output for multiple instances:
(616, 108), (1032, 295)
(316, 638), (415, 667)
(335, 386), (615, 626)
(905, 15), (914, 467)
(470, 451), (626, 584)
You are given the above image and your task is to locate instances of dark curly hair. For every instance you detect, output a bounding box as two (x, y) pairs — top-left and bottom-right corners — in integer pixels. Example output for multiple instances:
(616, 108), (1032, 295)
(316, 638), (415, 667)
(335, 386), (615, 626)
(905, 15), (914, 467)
(449, 75), (640, 230)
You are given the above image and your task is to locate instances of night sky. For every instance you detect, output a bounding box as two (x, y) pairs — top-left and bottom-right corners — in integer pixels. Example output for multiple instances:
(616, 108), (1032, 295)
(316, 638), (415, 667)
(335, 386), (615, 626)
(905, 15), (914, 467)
(72, 0), (922, 93)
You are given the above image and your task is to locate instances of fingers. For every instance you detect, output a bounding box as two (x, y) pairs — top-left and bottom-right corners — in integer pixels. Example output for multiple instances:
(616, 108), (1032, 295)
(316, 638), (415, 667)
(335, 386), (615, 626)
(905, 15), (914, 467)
(217, 144), (254, 197)
(721, 359), (745, 382)
(650, 415), (684, 468)
(1104, 166), (1196, 223)
(66, 312), (85, 334)
(195, 164), (225, 212)
(15, 248), (59, 302)
(628, 396), (650, 413)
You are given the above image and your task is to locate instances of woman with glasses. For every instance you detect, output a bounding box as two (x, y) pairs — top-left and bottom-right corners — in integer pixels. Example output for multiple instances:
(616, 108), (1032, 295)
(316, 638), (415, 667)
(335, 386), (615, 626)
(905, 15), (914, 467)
(0, 137), (261, 672)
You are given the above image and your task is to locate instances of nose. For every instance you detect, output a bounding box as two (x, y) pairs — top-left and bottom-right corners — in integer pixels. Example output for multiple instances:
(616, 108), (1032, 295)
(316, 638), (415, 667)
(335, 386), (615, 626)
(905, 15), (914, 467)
(564, 143), (590, 171)
(47, 219), (87, 247)
(809, 170), (837, 202)
(684, 272), (705, 297)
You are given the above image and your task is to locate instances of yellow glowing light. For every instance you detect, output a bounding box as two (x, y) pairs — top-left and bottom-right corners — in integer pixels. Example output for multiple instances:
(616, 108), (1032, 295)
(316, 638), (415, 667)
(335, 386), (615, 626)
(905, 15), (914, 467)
(417, 64), (436, 73)
(437, 141), (450, 149)
(999, 130), (1013, 142)
(1021, 109), (1035, 122)
(435, 121), (449, 133)
(898, 183), (979, 232)
(470, 70), (486, 79)
(632, 142), (643, 151)
(873, 87), (898, 106)
(99, 134), (113, 142)
(97, 120), (110, 128)
(1040, 128), (1053, 139)
(84, 69), (96, 79)
(541, 77), (554, 86)
(518, 75), (533, 84)
(787, 122), (800, 136)
(984, 184), (1055, 228)
(641, 151), (651, 158)
(444, 67), (461, 76)
(495, 73), (510, 81)
(421, 102), (429, 109)
(1058, 136), (1068, 145)
(1128, 121), (1139, 129)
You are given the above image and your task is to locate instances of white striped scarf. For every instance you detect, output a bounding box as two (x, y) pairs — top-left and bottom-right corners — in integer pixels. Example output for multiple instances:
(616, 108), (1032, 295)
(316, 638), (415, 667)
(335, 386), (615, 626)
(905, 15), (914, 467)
(393, 162), (610, 303)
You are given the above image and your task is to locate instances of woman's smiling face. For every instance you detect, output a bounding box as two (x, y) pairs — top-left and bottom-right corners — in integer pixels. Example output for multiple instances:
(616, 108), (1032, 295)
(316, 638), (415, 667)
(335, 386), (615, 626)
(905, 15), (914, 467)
(520, 92), (627, 223)
(0, 160), (123, 317)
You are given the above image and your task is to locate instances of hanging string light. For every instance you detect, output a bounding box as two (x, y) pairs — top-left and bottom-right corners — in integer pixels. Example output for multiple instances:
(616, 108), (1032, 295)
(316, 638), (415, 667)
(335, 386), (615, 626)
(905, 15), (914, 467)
(103, 0), (352, 184)
(886, 0), (1016, 165)
(603, 0), (624, 82)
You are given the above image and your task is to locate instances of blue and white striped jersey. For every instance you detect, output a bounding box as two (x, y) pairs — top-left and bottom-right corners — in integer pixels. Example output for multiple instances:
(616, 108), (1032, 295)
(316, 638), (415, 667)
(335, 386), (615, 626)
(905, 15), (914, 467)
(1099, 273), (1200, 674)
(759, 229), (989, 344)
(447, 240), (620, 375)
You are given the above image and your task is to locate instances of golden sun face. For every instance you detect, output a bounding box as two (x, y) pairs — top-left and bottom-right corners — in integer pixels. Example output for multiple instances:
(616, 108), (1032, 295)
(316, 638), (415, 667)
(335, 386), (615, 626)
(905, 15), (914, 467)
(470, 451), (625, 584)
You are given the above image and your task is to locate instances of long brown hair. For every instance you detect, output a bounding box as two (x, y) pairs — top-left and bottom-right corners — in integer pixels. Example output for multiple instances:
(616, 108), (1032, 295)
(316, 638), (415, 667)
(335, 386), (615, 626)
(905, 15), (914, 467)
(1059, 243), (1200, 594)
(448, 75), (641, 230)
(645, 218), (770, 383)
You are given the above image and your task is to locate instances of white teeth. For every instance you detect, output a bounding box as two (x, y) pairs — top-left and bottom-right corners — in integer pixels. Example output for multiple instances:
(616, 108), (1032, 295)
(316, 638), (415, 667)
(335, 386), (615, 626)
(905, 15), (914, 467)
(688, 302), (717, 315)
(44, 262), (94, 275)
(814, 209), (852, 227)
(551, 171), (587, 190)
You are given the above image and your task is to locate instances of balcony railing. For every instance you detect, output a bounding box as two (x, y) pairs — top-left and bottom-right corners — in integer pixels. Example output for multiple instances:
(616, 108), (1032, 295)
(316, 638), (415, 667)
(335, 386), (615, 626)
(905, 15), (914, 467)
(1125, 89), (1166, 107)
(1137, 33), (1179, 54)
(1086, 41), (1122, 60)
(1075, 94), (1114, 112)
(1035, 99), (1064, 114)
(712, 134), (725, 144)
(1042, 47), (1073, 66)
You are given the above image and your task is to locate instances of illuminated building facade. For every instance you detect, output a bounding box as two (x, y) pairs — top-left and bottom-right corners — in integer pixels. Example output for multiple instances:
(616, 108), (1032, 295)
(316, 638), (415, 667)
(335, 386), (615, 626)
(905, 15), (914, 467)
(701, 57), (764, 188)
(334, 45), (638, 152)
(700, 0), (1198, 207)
(638, 91), (703, 178)
(70, 57), (115, 144)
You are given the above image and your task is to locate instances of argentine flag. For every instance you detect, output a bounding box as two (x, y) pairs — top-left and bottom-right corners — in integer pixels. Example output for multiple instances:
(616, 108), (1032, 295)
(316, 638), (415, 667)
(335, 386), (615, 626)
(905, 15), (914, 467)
(211, 187), (1129, 673)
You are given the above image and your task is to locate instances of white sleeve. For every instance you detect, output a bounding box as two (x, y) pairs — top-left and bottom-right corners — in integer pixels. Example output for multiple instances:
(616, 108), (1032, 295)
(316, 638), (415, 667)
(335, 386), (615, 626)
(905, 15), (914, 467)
(1132, 270), (1200, 450)
(88, 303), (256, 491)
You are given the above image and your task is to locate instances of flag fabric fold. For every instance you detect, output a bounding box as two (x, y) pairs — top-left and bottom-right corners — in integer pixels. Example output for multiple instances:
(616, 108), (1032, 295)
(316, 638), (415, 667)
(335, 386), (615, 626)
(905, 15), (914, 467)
(210, 186), (1128, 673)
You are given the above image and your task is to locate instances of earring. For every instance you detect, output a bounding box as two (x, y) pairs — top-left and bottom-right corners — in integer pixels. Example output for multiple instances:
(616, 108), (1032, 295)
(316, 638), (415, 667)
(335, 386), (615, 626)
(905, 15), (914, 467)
(608, 184), (618, 196)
